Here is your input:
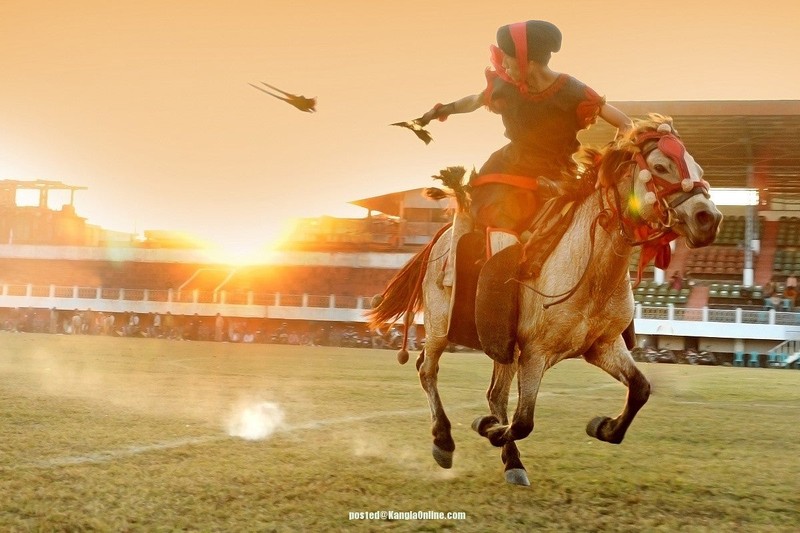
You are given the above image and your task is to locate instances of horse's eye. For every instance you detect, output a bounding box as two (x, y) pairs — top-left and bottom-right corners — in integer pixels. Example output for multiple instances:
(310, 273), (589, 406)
(653, 164), (668, 174)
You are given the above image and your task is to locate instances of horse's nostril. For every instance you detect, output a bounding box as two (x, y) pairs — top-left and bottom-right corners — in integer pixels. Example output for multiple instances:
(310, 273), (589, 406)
(695, 210), (716, 230)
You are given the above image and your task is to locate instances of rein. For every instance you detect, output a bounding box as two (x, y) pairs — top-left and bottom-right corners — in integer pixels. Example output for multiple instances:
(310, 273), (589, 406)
(512, 198), (606, 309)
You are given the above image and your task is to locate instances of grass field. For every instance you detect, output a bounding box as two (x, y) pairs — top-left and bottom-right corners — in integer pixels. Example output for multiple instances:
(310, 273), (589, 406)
(1, 333), (799, 532)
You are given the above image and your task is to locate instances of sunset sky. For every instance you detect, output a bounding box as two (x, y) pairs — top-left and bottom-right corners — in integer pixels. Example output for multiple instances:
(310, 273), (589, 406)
(1, 1), (798, 255)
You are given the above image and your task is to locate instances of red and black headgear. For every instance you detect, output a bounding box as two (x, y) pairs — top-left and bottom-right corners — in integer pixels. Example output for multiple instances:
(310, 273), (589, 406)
(496, 20), (562, 68)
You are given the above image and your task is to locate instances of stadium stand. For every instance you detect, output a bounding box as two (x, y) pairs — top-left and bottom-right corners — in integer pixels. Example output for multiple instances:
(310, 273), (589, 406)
(0, 258), (200, 289)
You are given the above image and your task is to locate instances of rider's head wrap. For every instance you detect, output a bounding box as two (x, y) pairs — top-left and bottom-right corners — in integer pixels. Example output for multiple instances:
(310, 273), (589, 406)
(496, 20), (562, 66)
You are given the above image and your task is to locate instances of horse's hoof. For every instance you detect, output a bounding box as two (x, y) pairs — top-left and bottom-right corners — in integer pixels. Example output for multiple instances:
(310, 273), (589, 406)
(432, 444), (453, 469)
(586, 416), (614, 441)
(397, 350), (409, 364)
(471, 415), (499, 435)
(504, 468), (530, 486)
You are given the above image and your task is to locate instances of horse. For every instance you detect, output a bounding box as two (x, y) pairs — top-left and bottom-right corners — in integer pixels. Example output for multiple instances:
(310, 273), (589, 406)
(368, 115), (722, 486)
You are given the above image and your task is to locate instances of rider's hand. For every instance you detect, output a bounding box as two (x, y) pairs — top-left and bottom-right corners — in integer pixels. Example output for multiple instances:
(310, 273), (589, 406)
(419, 103), (449, 126)
(418, 108), (437, 126)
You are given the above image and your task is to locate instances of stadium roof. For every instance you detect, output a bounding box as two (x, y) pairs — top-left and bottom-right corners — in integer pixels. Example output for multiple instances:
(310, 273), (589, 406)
(579, 100), (800, 193)
(349, 188), (445, 218)
(0, 179), (88, 192)
(350, 190), (415, 217)
(352, 100), (800, 216)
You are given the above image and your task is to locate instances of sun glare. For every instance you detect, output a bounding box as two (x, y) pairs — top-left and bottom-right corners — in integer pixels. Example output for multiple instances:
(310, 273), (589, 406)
(202, 222), (294, 266)
(203, 242), (272, 266)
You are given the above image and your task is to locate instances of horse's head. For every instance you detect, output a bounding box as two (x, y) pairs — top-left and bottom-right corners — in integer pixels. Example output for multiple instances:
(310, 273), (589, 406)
(596, 115), (722, 249)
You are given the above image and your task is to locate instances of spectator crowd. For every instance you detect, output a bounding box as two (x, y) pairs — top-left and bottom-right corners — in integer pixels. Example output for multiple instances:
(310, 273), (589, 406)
(0, 307), (421, 349)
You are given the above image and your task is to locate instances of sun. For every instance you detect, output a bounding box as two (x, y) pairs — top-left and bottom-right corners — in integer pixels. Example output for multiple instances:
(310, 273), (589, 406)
(201, 221), (294, 266)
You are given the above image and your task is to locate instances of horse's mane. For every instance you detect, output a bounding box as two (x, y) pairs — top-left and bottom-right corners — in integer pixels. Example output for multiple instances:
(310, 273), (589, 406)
(575, 113), (677, 191)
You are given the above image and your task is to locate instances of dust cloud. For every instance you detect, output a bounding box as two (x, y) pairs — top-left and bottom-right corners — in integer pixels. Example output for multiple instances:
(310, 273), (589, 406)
(226, 401), (285, 441)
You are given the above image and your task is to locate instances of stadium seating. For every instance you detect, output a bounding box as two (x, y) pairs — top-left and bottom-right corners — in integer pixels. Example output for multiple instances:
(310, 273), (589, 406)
(632, 279), (689, 307)
(0, 258), (198, 290)
(775, 216), (800, 247)
(219, 266), (396, 298)
(707, 215), (764, 246)
(772, 249), (800, 277)
(706, 282), (765, 308)
(684, 246), (747, 279)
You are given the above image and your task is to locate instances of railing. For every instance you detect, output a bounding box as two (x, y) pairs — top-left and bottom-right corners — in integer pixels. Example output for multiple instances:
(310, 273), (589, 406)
(767, 338), (800, 368)
(2, 282), (800, 341)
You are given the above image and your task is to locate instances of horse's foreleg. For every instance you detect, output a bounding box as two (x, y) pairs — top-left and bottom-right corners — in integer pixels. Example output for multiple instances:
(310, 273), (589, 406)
(473, 348), (545, 450)
(483, 360), (530, 486)
(418, 337), (455, 468)
(583, 337), (650, 444)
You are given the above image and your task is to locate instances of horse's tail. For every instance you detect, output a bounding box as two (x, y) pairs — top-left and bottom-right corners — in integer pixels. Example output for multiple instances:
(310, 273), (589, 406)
(366, 223), (451, 332)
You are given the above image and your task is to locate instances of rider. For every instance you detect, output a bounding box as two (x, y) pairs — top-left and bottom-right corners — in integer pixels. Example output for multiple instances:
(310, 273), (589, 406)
(419, 20), (632, 285)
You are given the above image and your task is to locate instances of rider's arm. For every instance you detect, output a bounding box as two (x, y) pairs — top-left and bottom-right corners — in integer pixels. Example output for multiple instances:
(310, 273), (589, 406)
(419, 92), (485, 125)
(599, 103), (633, 137)
(594, 103), (634, 189)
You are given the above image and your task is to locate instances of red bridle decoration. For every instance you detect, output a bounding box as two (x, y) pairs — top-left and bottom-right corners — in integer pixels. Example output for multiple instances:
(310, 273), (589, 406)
(634, 130), (710, 220)
(626, 128), (710, 285)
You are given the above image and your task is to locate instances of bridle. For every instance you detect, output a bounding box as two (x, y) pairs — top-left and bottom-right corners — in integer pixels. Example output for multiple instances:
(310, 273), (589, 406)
(608, 123), (710, 246)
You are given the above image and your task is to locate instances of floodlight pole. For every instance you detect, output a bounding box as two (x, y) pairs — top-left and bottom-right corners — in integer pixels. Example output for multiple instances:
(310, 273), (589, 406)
(743, 163), (756, 287)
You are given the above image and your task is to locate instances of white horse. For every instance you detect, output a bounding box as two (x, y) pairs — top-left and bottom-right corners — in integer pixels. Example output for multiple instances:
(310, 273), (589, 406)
(369, 115), (722, 485)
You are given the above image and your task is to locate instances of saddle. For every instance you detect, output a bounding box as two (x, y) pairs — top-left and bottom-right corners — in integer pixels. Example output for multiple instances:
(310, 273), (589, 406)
(446, 194), (579, 363)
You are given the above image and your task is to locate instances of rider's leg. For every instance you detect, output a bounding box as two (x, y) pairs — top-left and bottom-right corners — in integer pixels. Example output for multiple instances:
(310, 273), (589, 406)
(474, 226), (523, 364)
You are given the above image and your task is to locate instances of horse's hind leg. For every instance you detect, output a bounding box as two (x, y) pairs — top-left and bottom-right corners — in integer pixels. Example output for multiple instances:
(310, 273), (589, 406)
(418, 336), (455, 468)
(583, 337), (651, 444)
(485, 361), (530, 486)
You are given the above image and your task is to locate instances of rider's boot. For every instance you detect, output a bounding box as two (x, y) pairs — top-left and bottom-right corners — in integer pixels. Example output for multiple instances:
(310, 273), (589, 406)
(476, 228), (522, 364)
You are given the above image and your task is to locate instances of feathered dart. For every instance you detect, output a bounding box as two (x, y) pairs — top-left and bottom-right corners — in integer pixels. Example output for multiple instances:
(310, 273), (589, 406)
(390, 119), (433, 145)
(249, 82), (316, 113)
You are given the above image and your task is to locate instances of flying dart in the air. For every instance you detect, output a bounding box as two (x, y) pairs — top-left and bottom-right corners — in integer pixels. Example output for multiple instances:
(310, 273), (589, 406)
(249, 82), (316, 113)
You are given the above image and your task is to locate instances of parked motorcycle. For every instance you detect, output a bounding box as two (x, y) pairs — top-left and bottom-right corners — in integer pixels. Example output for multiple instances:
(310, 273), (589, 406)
(341, 327), (371, 348)
(680, 349), (719, 365)
(655, 349), (678, 364)
(631, 346), (660, 363)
